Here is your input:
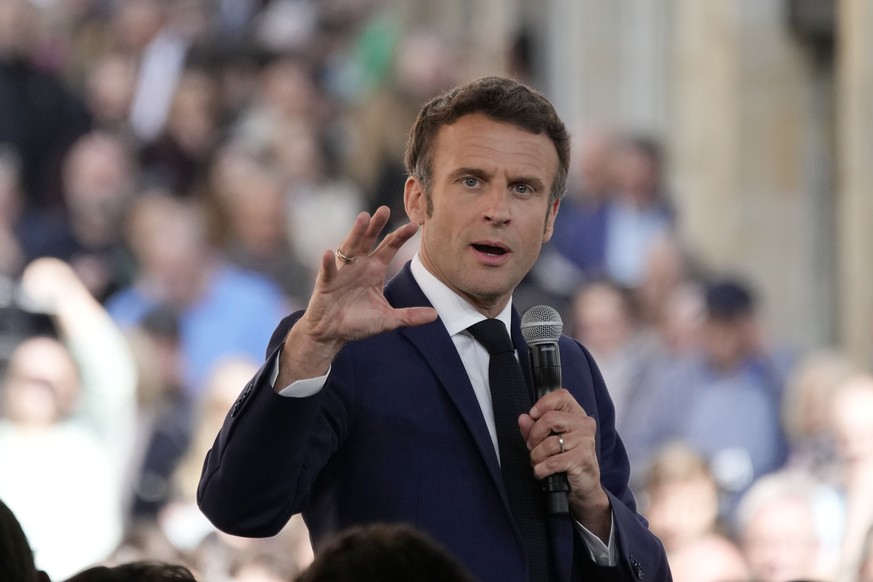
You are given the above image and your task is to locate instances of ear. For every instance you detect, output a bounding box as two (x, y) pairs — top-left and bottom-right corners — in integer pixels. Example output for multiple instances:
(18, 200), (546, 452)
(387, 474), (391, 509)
(542, 199), (561, 243)
(404, 176), (426, 225)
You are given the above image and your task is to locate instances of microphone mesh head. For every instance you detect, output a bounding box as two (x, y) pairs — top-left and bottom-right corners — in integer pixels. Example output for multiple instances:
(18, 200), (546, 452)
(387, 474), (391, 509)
(520, 305), (563, 345)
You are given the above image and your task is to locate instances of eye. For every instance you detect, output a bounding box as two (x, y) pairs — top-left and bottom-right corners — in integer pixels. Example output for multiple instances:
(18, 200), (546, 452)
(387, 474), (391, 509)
(513, 184), (533, 195)
(462, 177), (480, 188)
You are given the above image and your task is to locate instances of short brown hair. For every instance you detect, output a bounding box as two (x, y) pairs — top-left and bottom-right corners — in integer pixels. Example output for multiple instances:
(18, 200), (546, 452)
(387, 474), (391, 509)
(404, 76), (571, 206)
(296, 523), (474, 582)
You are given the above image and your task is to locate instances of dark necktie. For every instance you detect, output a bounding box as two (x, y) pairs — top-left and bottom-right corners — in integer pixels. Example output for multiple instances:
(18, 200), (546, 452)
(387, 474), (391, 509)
(467, 319), (553, 582)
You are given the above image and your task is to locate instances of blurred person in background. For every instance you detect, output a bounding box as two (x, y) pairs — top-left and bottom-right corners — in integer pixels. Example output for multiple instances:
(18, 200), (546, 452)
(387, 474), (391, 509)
(830, 375), (873, 582)
(667, 533), (750, 582)
(229, 53), (327, 162)
(109, 0), (190, 144)
(227, 547), (302, 582)
(161, 356), (313, 580)
(0, 145), (25, 278)
(568, 277), (661, 444)
(634, 232), (699, 334)
(139, 67), (221, 197)
(227, 49), (366, 277)
(162, 356), (262, 554)
(524, 127), (619, 319)
(106, 190), (289, 395)
(341, 27), (460, 224)
(275, 120), (365, 291)
(20, 130), (137, 302)
(629, 277), (788, 515)
(781, 350), (857, 480)
(650, 282), (706, 359)
(603, 134), (674, 288)
(640, 443), (723, 556)
(206, 143), (312, 306)
(735, 471), (838, 582)
(548, 126), (618, 284)
(0, 0), (91, 211)
(0, 257), (137, 580)
(125, 305), (193, 524)
(105, 520), (192, 578)
(82, 50), (137, 134)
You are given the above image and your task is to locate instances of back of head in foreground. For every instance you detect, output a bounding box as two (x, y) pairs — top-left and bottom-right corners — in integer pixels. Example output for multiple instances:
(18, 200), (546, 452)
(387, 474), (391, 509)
(0, 498), (50, 582)
(63, 561), (196, 582)
(294, 523), (475, 582)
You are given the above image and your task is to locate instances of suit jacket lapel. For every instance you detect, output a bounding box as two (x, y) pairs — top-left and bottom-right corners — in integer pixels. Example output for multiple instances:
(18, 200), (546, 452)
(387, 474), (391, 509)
(385, 265), (505, 496)
(387, 265), (577, 580)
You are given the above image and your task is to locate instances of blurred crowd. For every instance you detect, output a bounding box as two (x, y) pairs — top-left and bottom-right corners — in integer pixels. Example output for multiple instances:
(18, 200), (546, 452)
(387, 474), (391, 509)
(0, 0), (871, 581)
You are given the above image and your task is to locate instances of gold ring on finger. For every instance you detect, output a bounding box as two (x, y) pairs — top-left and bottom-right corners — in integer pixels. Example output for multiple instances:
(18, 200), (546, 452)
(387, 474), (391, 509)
(335, 248), (356, 264)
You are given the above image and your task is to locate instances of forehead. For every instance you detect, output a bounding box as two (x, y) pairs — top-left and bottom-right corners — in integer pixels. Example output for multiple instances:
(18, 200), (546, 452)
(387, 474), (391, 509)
(431, 114), (559, 180)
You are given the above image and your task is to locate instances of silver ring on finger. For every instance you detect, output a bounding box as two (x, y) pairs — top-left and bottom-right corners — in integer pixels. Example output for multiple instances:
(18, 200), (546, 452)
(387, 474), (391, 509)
(557, 433), (565, 454)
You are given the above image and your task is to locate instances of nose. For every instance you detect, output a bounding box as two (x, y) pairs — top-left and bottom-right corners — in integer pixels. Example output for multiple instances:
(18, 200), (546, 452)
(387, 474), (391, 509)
(482, 186), (511, 225)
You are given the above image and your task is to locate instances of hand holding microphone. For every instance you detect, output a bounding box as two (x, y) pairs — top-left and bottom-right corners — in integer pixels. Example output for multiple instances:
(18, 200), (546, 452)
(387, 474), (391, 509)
(520, 305), (570, 515)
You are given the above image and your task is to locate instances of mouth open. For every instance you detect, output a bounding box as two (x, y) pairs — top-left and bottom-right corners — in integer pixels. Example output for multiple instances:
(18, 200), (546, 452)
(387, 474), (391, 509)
(472, 243), (508, 256)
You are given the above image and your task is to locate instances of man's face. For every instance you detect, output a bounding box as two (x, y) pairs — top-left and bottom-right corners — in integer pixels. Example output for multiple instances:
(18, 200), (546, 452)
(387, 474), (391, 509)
(701, 317), (748, 371)
(405, 113), (560, 316)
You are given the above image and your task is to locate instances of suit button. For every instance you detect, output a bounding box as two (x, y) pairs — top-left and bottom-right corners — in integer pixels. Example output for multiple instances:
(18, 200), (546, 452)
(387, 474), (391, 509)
(630, 554), (645, 580)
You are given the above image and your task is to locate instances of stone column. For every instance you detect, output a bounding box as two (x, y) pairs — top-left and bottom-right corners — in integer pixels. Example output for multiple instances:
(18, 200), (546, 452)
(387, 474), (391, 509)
(671, 0), (829, 350)
(837, 0), (873, 365)
(542, 0), (672, 136)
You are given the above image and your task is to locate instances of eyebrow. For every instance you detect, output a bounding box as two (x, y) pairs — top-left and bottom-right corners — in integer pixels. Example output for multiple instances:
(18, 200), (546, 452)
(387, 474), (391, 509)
(450, 167), (488, 181)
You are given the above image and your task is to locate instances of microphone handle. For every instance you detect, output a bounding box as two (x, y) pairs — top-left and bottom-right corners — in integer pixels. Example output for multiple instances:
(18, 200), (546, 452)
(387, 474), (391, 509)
(528, 344), (570, 515)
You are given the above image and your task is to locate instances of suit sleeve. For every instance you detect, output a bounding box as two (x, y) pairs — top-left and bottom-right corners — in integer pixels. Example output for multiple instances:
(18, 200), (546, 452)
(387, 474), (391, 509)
(197, 312), (352, 536)
(568, 340), (673, 581)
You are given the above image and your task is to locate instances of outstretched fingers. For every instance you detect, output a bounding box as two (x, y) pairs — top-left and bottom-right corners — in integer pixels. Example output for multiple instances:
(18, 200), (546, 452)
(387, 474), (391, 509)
(359, 206), (392, 256)
(372, 220), (420, 263)
(334, 206), (412, 270)
(334, 209), (380, 269)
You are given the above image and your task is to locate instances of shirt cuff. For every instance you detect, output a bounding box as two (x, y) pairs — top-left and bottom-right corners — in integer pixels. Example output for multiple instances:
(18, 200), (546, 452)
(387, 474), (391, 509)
(574, 512), (617, 567)
(270, 347), (330, 397)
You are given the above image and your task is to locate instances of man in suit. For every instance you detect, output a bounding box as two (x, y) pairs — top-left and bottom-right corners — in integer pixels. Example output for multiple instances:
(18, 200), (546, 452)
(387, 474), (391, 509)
(198, 76), (671, 581)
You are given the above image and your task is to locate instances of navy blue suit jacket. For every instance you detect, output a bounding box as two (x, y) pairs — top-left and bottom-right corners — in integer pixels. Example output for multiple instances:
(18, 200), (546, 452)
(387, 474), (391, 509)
(198, 264), (670, 581)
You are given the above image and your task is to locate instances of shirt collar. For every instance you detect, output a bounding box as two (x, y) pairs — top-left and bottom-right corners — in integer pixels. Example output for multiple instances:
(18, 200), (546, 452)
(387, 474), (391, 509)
(410, 254), (513, 337)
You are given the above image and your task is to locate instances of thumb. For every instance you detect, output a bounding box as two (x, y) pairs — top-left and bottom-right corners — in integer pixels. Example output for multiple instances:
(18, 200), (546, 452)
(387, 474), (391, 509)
(391, 306), (438, 329)
(518, 413), (535, 444)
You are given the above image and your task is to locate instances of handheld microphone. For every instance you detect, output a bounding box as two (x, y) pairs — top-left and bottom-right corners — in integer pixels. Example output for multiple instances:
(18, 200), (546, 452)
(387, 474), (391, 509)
(521, 305), (570, 515)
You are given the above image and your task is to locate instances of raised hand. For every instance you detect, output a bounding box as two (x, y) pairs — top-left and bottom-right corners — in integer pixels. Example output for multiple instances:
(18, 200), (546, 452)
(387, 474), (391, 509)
(277, 206), (437, 386)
